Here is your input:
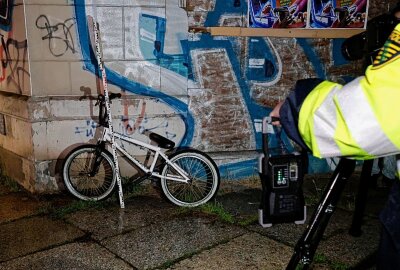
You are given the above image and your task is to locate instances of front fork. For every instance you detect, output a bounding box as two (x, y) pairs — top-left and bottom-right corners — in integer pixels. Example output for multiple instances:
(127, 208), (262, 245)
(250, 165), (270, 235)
(89, 141), (106, 177)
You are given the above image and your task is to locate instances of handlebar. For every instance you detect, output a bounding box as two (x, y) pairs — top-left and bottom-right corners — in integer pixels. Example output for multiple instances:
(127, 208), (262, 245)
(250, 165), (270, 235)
(96, 92), (121, 126)
(97, 92), (122, 103)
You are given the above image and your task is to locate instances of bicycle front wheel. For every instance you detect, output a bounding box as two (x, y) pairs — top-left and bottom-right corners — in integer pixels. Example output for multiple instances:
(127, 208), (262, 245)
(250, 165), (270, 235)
(160, 149), (220, 207)
(63, 145), (116, 201)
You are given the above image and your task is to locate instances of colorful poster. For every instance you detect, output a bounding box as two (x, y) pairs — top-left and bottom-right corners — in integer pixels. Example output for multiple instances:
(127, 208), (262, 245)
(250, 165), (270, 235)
(248, 0), (308, 28)
(309, 0), (368, 28)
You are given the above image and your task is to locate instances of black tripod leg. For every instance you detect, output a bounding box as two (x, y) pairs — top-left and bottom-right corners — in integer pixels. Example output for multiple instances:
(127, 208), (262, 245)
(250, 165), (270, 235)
(348, 159), (373, 237)
(286, 158), (356, 270)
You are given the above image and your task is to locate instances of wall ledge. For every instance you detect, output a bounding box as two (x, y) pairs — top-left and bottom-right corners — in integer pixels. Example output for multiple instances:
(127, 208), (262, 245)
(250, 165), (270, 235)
(190, 27), (365, 39)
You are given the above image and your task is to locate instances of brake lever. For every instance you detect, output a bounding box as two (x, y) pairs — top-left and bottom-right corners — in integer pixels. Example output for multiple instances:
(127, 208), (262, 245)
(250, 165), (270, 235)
(95, 94), (105, 106)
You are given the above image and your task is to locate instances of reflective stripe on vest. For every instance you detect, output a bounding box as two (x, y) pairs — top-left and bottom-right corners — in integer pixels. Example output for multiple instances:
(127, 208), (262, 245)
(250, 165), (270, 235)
(313, 86), (341, 157)
(335, 77), (398, 157)
(302, 79), (371, 158)
(298, 81), (341, 158)
(299, 23), (400, 160)
(300, 77), (400, 159)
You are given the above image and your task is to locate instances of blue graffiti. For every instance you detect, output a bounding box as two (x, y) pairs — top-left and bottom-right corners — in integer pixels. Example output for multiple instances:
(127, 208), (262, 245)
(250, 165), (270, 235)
(187, 0), (348, 176)
(139, 13), (188, 77)
(219, 158), (259, 180)
(75, 120), (98, 138)
(73, 0), (350, 179)
(187, 0), (287, 149)
(74, 0), (193, 147)
(296, 39), (326, 78)
(246, 37), (279, 81)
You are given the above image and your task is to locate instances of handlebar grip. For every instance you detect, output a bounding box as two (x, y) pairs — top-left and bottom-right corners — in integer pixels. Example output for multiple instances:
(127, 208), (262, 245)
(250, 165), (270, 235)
(97, 92), (121, 102)
(96, 92), (120, 127)
(109, 92), (122, 100)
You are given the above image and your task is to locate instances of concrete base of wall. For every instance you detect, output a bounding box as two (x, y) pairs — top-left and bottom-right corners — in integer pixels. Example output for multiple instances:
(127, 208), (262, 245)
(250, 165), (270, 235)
(0, 147), (35, 193)
(0, 142), (260, 195)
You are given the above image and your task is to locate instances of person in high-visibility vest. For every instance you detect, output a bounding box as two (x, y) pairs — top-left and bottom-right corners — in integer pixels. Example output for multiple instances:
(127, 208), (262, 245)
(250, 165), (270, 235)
(272, 26), (400, 159)
(270, 23), (400, 269)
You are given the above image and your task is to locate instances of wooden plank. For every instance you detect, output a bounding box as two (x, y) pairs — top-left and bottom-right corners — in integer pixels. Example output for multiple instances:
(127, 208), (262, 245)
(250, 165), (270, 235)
(209, 27), (242, 36)
(191, 27), (365, 39)
(240, 28), (365, 38)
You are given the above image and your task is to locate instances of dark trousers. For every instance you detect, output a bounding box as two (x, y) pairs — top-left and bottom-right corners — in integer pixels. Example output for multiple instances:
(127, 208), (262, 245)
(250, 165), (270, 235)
(377, 181), (400, 270)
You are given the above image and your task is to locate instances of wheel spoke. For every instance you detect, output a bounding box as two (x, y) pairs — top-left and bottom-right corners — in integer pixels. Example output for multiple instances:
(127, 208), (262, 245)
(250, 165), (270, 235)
(64, 147), (116, 201)
(161, 151), (219, 206)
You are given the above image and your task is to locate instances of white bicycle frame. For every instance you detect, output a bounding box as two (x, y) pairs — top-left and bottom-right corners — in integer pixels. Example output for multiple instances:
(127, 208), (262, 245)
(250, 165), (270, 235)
(101, 126), (191, 184)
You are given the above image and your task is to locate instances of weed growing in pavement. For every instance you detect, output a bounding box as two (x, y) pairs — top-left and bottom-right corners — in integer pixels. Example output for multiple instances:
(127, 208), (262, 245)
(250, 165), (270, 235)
(174, 205), (193, 216)
(313, 253), (328, 263)
(106, 177), (156, 202)
(238, 214), (259, 226)
(308, 253), (350, 270)
(331, 261), (350, 270)
(198, 201), (235, 224)
(173, 201), (235, 224)
(47, 200), (110, 219)
(304, 194), (320, 206)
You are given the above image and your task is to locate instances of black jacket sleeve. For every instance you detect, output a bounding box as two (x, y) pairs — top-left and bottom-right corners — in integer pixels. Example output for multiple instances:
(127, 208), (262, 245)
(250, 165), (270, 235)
(279, 78), (325, 151)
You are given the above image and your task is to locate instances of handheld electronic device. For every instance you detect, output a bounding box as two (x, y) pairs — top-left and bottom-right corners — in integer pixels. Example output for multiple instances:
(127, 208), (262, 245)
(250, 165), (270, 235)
(258, 117), (307, 227)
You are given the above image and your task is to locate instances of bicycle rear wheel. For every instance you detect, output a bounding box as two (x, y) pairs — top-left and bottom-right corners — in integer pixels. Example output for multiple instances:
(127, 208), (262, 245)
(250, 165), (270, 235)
(160, 149), (220, 207)
(63, 145), (116, 201)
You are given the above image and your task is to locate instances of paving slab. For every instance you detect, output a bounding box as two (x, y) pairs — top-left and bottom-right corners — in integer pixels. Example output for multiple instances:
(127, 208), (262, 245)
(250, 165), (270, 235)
(216, 188), (262, 216)
(66, 195), (177, 240)
(318, 217), (381, 267)
(303, 173), (390, 217)
(248, 208), (379, 267)
(0, 242), (133, 270)
(246, 206), (313, 247)
(321, 208), (356, 238)
(0, 216), (85, 262)
(0, 175), (387, 270)
(169, 232), (292, 270)
(101, 215), (246, 269)
(248, 221), (308, 247)
(0, 193), (46, 224)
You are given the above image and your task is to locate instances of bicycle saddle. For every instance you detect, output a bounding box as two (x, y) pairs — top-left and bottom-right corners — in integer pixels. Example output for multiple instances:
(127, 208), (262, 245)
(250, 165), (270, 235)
(149, 132), (175, 149)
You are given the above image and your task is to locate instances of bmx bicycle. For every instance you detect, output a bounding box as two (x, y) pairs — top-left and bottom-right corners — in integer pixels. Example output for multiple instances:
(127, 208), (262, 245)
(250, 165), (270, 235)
(62, 92), (220, 207)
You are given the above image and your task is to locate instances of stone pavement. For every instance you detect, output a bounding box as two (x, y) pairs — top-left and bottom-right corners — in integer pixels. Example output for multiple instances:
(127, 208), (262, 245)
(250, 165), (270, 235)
(0, 172), (391, 270)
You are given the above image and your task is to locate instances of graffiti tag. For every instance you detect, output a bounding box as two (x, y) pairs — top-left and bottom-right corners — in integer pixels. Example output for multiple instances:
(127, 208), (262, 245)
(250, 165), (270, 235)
(0, 34), (29, 94)
(35, 15), (76, 57)
(75, 119), (97, 138)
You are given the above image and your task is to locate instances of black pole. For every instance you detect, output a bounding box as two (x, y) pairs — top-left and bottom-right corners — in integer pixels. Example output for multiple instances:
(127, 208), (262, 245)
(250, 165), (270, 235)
(348, 159), (374, 237)
(287, 158), (356, 269)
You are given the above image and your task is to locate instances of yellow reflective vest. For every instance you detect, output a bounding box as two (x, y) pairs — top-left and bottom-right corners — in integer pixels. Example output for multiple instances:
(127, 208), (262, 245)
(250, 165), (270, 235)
(298, 23), (400, 160)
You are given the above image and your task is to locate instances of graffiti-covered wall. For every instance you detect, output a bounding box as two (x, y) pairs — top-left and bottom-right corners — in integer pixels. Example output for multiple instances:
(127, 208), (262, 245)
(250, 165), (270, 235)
(0, 0), (397, 193)
(0, 0), (30, 95)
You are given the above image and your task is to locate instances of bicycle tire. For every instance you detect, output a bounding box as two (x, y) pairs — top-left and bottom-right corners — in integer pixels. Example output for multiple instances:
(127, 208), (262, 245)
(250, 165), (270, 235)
(160, 149), (220, 207)
(63, 145), (116, 201)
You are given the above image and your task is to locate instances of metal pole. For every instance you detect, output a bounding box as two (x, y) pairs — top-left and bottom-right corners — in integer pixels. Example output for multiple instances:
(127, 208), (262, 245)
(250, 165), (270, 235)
(92, 18), (125, 209)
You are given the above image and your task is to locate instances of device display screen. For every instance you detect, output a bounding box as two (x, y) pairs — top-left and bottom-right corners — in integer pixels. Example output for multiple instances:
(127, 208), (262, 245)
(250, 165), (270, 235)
(272, 164), (289, 188)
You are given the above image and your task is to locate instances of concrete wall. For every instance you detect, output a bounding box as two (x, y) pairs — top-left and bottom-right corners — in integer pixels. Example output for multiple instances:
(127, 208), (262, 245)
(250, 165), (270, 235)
(0, 0), (398, 193)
